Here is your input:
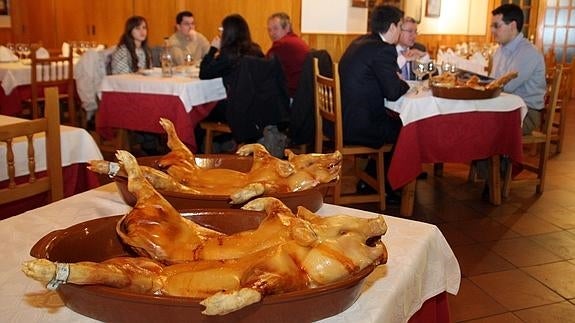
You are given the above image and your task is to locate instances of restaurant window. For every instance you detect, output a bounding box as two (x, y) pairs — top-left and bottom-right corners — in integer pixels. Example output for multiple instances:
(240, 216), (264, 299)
(542, 0), (575, 63)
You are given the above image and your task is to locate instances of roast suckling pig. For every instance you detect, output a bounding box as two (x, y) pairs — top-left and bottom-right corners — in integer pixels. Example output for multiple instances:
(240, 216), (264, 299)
(114, 149), (384, 265)
(88, 118), (342, 204)
(23, 196), (387, 315)
(22, 150), (387, 316)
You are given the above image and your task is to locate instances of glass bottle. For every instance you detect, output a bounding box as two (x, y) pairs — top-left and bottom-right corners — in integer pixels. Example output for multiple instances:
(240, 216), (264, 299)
(160, 37), (173, 78)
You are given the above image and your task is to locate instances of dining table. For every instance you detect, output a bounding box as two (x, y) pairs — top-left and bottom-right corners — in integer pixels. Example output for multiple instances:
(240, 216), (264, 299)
(0, 114), (103, 218)
(0, 58), (77, 116)
(96, 68), (227, 152)
(386, 86), (527, 217)
(0, 182), (461, 323)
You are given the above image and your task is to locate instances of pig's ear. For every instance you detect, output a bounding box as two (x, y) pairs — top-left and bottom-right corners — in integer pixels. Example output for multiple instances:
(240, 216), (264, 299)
(285, 149), (295, 160)
(290, 221), (317, 247)
(296, 206), (320, 222)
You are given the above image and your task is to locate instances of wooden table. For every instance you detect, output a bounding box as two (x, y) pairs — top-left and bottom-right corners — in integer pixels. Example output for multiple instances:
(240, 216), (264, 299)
(1, 183), (460, 322)
(386, 89), (527, 216)
(96, 70), (226, 152)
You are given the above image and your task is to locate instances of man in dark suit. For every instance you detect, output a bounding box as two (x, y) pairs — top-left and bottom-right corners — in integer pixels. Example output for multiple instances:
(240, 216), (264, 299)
(396, 16), (430, 81)
(339, 5), (410, 200)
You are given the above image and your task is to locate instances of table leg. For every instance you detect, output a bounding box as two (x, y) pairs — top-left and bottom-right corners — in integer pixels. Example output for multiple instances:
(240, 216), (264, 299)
(400, 180), (416, 217)
(488, 155), (501, 205)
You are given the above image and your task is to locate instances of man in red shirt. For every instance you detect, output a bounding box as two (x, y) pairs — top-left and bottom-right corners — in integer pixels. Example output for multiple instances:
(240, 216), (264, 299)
(266, 12), (310, 98)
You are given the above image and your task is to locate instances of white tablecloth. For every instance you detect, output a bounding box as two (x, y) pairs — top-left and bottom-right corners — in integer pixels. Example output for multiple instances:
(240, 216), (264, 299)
(386, 89), (527, 126)
(0, 183), (460, 323)
(0, 115), (103, 181)
(0, 59), (77, 95)
(99, 71), (227, 112)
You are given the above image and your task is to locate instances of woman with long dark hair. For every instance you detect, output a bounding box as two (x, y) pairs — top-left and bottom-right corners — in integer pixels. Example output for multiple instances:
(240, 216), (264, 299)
(199, 14), (263, 80)
(111, 16), (152, 74)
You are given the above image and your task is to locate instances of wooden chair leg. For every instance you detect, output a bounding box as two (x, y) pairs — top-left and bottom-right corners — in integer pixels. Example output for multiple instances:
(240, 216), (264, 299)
(400, 180), (416, 217)
(376, 151), (386, 211)
(204, 129), (214, 154)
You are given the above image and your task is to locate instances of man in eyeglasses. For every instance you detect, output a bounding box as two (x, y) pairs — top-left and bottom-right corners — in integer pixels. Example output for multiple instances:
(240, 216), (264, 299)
(490, 3), (545, 135)
(478, 3), (546, 199)
(167, 11), (210, 65)
(396, 16), (429, 80)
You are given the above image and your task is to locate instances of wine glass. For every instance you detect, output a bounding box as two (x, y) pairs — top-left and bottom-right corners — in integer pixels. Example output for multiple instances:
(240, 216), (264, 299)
(15, 43), (25, 60)
(21, 44), (31, 59)
(412, 60), (427, 92)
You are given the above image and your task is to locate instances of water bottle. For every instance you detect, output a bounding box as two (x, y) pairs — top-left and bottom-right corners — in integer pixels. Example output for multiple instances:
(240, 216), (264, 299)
(160, 38), (173, 77)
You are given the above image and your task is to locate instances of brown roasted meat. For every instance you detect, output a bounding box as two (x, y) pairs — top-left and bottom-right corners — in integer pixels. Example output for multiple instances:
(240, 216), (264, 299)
(23, 195), (387, 315)
(89, 118), (342, 204)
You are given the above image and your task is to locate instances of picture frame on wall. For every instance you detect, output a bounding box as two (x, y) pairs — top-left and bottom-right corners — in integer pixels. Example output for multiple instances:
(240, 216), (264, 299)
(352, 0), (368, 8)
(0, 0), (8, 16)
(426, 0), (441, 17)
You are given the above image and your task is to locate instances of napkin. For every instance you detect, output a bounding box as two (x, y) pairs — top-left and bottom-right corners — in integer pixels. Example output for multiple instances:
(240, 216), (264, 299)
(35, 47), (50, 59)
(470, 51), (488, 67)
(0, 45), (18, 62)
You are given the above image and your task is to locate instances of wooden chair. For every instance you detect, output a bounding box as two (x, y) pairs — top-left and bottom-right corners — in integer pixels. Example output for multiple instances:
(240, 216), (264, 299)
(550, 59), (572, 153)
(27, 45), (82, 127)
(199, 121), (232, 154)
(0, 87), (64, 205)
(502, 66), (563, 197)
(313, 58), (392, 211)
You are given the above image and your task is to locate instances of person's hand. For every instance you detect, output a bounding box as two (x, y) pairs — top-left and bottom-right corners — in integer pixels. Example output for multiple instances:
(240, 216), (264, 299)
(210, 36), (221, 50)
(187, 29), (197, 42)
(403, 48), (427, 61)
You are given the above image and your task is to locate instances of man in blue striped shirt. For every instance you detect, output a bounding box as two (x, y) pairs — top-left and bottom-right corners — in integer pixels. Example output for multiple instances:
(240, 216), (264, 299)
(490, 3), (546, 135)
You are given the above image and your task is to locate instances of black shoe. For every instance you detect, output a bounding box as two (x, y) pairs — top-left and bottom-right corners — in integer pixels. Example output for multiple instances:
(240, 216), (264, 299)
(417, 171), (428, 180)
(356, 180), (377, 194)
(386, 190), (401, 205)
(482, 184), (490, 201)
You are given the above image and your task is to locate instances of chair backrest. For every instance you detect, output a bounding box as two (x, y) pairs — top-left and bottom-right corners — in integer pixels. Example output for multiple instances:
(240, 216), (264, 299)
(30, 44), (75, 123)
(313, 57), (342, 153)
(542, 65), (563, 138)
(0, 87), (64, 205)
(557, 60), (572, 103)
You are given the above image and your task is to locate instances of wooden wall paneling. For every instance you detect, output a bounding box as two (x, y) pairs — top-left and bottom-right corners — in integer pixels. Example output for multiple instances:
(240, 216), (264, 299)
(184, 0), (299, 53)
(90, 0), (135, 47)
(11, 0), (57, 47)
(54, 0), (92, 46)
(0, 28), (12, 44)
(134, 0), (179, 46)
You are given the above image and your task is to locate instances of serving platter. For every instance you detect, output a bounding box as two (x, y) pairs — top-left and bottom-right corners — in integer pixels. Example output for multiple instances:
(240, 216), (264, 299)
(113, 155), (329, 212)
(29, 211), (373, 323)
(430, 83), (501, 100)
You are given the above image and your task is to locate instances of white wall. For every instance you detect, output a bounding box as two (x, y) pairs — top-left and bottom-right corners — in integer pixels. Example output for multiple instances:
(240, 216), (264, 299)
(418, 0), (488, 35)
(300, 0), (488, 36)
(301, 0), (367, 34)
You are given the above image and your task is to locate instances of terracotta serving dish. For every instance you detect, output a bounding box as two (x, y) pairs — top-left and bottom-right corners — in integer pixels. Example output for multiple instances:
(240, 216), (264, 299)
(114, 155), (329, 212)
(430, 83), (502, 100)
(29, 210), (374, 323)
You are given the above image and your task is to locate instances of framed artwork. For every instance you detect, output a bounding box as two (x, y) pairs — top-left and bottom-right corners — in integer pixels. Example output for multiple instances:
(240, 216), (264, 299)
(425, 0), (441, 17)
(352, 0), (368, 8)
(0, 0), (8, 16)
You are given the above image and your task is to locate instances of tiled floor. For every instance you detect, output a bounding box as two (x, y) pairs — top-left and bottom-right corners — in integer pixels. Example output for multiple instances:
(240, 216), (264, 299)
(351, 99), (575, 322)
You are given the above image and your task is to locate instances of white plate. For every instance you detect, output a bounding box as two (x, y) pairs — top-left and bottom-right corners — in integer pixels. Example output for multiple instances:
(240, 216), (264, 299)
(140, 68), (161, 76)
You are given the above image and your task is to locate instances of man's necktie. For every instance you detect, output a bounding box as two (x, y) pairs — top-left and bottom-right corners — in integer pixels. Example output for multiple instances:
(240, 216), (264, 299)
(401, 61), (410, 80)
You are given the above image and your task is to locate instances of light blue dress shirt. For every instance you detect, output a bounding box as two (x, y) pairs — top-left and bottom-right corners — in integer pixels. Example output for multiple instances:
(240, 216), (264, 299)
(490, 33), (546, 110)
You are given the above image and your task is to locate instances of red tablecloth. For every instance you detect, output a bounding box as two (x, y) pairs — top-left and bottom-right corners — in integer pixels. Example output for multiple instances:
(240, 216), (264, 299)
(0, 84), (71, 116)
(0, 163), (100, 219)
(389, 110), (523, 190)
(409, 292), (450, 323)
(96, 92), (217, 152)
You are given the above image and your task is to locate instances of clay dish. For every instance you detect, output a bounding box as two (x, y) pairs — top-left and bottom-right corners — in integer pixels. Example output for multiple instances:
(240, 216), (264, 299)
(114, 155), (329, 212)
(30, 210), (374, 323)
